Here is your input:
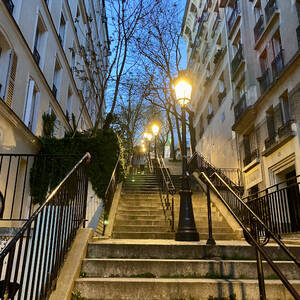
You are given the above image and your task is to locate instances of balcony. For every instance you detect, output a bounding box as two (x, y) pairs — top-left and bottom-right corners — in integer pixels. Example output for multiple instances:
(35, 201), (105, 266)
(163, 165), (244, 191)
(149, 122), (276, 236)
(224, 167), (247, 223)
(271, 49), (284, 79)
(243, 149), (259, 167)
(234, 93), (247, 120)
(278, 120), (294, 139)
(4, 0), (14, 15)
(264, 134), (276, 150)
(33, 47), (40, 65)
(297, 25), (300, 48)
(207, 112), (214, 124)
(213, 48), (225, 66)
(52, 84), (57, 98)
(257, 68), (271, 95)
(228, 4), (241, 34)
(265, 0), (278, 24)
(254, 15), (265, 43)
(231, 45), (244, 76)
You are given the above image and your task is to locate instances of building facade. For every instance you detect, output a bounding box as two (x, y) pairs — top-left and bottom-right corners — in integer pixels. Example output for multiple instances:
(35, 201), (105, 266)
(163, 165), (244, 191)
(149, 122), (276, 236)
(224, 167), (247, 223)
(182, 0), (300, 195)
(0, 0), (109, 155)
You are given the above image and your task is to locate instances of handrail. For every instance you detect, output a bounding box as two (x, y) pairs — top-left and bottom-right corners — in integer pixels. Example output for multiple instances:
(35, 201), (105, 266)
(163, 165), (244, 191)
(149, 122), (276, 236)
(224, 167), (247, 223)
(0, 152), (90, 299)
(156, 156), (176, 231)
(193, 171), (300, 299)
(244, 174), (300, 201)
(100, 155), (122, 235)
(212, 172), (300, 266)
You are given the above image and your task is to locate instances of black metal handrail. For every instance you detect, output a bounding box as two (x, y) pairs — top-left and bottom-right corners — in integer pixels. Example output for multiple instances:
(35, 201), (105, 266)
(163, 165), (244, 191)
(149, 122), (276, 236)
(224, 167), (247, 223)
(231, 44), (244, 75)
(0, 153), (90, 299)
(156, 156), (176, 231)
(100, 156), (121, 235)
(188, 152), (243, 195)
(193, 171), (300, 299)
(0, 153), (82, 221)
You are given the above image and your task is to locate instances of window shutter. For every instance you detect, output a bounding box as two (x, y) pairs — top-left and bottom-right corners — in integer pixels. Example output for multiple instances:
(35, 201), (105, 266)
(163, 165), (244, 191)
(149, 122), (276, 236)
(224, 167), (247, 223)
(5, 51), (17, 108)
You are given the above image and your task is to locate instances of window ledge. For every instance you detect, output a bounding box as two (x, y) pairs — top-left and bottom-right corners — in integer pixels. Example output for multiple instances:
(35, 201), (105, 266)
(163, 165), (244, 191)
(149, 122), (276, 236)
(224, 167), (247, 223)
(243, 157), (260, 173)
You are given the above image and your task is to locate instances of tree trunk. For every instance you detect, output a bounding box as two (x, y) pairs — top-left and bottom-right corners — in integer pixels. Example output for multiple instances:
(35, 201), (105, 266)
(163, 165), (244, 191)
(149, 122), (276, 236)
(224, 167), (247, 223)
(166, 109), (176, 160)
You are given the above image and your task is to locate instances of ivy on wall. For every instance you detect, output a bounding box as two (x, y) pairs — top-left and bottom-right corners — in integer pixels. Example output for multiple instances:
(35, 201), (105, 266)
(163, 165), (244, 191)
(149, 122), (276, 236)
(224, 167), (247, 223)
(30, 129), (124, 204)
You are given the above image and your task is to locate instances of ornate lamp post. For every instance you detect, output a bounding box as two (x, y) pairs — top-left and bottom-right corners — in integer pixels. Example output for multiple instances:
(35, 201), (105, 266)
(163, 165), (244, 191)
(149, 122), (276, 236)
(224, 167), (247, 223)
(174, 72), (199, 241)
(151, 124), (159, 157)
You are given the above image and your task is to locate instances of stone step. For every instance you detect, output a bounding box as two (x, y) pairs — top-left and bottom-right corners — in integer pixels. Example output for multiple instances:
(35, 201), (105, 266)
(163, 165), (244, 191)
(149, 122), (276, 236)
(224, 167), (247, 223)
(122, 191), (160, 194)
(111, 232), (238, 240)
(115, 215), (166, 221)
(87, 242), (300, 260)
(81, 258), (300, 280)
(118, 204), (162, 210)
(112, 232), (175, 239)
(114, 220), (168, 226)
(113, 225), (170, 232)
(117, 210), (165, 216)
(74, 278), (300, 300)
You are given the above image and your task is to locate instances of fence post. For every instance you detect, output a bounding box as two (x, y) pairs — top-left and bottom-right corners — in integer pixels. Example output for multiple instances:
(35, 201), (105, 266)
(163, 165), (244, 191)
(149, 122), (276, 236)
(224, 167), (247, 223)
(206, 184), (216, 245)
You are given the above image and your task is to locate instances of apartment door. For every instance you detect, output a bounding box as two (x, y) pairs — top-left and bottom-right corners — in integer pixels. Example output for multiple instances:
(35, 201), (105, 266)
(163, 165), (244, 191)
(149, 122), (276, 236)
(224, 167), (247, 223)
(286, 170), (300, 232)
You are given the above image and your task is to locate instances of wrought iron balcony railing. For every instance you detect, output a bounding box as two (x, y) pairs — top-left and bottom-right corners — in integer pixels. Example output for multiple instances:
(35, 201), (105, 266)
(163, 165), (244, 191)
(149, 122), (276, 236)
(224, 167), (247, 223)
(264, 134), (276, 150)
(231, 44), (244, 75)
(265, 0), (277, 24)
(254, 15), (265, 43)
(52, 84), (57, 98)
(4, 0), (14, 15)
(243, 149), (259, 167)
(33, 47), (40, 65)
(297, 25), (300, 48)
(234, 93), (247, 120)
(228, 3), (240, 33)
(271, 49), (284, 79)
(258, 68), (271, 94)
(278, 119), (294, 139)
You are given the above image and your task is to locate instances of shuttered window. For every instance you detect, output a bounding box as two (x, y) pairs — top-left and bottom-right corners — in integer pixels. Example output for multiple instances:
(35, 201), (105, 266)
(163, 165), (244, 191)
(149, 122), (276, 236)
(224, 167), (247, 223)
(5, 51), (17, 108)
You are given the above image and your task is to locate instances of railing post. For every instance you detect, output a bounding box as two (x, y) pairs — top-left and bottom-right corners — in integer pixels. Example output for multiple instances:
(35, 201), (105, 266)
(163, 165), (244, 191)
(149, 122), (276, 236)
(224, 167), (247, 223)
(206, 184), (216, 245)
(255, 247), (267, 300)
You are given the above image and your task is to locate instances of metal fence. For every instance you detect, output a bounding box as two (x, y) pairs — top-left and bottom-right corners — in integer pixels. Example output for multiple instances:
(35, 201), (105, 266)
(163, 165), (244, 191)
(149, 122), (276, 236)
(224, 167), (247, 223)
(0, 153), (89, 299)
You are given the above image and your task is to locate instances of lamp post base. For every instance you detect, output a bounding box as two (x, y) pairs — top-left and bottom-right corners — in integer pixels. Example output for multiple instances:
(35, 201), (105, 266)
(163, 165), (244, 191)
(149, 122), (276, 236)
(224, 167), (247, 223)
(175, 189), (200, 242)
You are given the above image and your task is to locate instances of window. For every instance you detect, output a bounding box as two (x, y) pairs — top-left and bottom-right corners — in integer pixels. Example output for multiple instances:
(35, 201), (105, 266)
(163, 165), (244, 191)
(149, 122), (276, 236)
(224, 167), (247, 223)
(24, 79), (40, 134)
(280, 91), (291, 124)
(33, 17), (47, 67)
(270, 31), (282, 59)
(0, 32), (18, 106)
(59, 14), (66, 47)
(66, 89), (73, 120)
(53, 59), (62, 100)
(266, 106), (276, 138)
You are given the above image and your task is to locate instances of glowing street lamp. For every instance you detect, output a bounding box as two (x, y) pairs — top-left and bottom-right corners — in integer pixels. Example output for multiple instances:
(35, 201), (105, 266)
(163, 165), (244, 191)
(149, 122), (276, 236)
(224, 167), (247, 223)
(151, 124), (159, 157)
(174, 71), (199, 242)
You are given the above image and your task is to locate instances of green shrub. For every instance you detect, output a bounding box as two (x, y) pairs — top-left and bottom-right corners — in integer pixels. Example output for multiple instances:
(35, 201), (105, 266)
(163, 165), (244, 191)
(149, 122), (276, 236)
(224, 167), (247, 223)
(30, 129), (124, 204)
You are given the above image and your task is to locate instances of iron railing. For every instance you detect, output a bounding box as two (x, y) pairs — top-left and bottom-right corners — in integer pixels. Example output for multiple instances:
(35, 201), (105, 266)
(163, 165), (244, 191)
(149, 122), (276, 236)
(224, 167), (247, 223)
(3, 0), (14, 15)
(271, 49), (284, 79)
(258, 68), (271, 94)
(156, 156), (176, 231)
(192, 170), (300, 300)
(100, 156), (121, 235)
(231, 44), (244, 75)
(278, 119), (294, 139)
(254, 14), (265, 43)
(188, 152), (243, 196)
(33, 47), (40, 65)
(0, 154), (82, 221)
(0, 153), (90, 299)
(243, 148), (259, 167)
(265, 0), (277, 24)
(234, 93), (247, 121)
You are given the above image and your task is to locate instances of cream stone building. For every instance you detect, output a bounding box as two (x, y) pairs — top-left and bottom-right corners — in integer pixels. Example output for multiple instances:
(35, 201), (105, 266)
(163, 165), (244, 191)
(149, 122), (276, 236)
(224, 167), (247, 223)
(182, 0), (300, 196)
(0, 0), (109, 221)
(0, 0), (109, 155)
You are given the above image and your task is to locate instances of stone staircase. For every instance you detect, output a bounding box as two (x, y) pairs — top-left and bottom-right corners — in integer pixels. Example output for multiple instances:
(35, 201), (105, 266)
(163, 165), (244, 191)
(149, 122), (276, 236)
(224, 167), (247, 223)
(72, 173), (300, 299)
(74, 240), (300, 299)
